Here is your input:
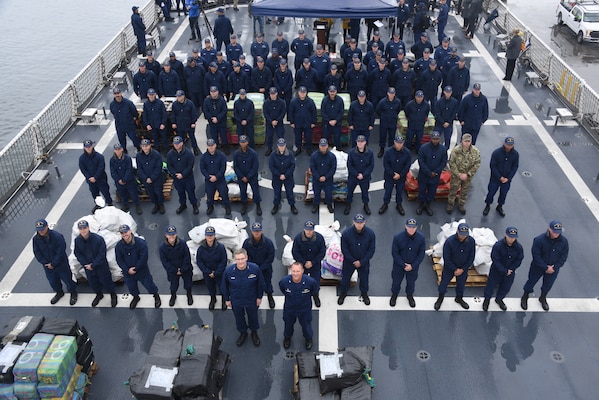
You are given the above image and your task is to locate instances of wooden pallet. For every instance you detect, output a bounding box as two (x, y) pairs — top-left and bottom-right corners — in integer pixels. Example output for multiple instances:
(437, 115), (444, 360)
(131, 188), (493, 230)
(303, 170), (347, 203)
(117, 176), (173, 202)
(320, 278), (356, 287)
(432, 256), (488, 287)
(214, 190), (253, 203)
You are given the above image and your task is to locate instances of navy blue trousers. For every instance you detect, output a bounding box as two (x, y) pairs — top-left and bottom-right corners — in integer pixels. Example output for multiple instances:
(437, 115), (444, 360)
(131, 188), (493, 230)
(44, 265), (76, 293)
(391, 266), (419, 296)
(283, 309), (313, 339)
(232, 304), (260, 333)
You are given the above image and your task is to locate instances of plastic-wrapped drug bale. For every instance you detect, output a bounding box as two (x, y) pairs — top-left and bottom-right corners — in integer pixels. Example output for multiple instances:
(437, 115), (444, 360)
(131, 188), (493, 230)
(12, 333), (54, 383)
(1, 316), (45, 345)
(37, 336), (77, 386)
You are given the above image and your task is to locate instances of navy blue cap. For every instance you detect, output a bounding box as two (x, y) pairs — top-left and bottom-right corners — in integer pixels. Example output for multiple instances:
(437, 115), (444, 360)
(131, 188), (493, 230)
(132, 6), (139, 11)
(298, 29), (305, 34)
(209, 61), (218, 67)
(147, 88), (156, 95)
(217, 7), (224, 12)
(415, 90), (424, 97)
(165, 225), (177, 234)
(238, 88), (246, 95)
(549, 220), (563, 233)
(406, 218), (417, 227)
(256, 57), (264, 63)
(176, 89), (185, 96)
(357, 90), (366, 97)
(209, 86), (219, 92)
(387, 87), (396, 94)
(113, 143), (123, 149)
(319, 138), (328, 146)
(330, 64), (337, 70)
(169, 51), (176, 57)
(251, 222), (263, 231)
(113, 87), (122, 94)
(473, 83), (481, 90)
(269, 87), (278, 94)
(431, 131), (441, 139)
(298, 86), (307, 92)
(394, 135), (405, 143)
(277, 138), (286, 146)
(356, 135), (366, 142)
(280, 59), (287, 65)
(35, 219), (48, 231)
(118, 224), (131, 233)
(239, 54), (246, 59)
(205, 226), (216, 235)
(141, 138), (151, 146)
(353, 213), (366, 223)
(457, 223), (470, 236)
(239, 135), (248, 143)
(207, 138), (216, 146)
(304, 220), (315, 230)
(83, 139), (94, 148)
(173, 136), (183, 144)
(504, 137), (515, 145)
(77, 220), (89, 229)
(328, 85), (337, 92)
(506, 227), (518, 238)
(192, 48), (199, 52)
(303, 58), (310, 64)
(444, 86), (453, 92)
(139, 61), (146, 67)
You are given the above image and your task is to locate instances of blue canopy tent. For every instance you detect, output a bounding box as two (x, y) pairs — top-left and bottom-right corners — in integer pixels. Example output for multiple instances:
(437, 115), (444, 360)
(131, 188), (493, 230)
(250, 0), (398, 18)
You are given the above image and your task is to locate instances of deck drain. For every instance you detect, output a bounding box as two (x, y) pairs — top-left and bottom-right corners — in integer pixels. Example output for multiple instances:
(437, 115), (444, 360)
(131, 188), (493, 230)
(285, 351), (296, 360)
(550, 351), (565, 363)
(417, 350), (430, 361)
(521, 171), (532, 177)
(0, 292), (11, 300)
(497, 132), (508, 137)
(259, 170), (267, 177)
(472, 297), (483, 303)
(548, 150), (557, 156)
(295, 194), (305, 201)
(575, 133), (583, 138)
(582, 197), (590, 203)
(121, 293), (131, 300)
(148, 223), (159, 230)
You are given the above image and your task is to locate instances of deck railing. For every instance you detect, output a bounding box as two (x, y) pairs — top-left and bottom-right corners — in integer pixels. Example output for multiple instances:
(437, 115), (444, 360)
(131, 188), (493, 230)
(0, 0), (159, 212)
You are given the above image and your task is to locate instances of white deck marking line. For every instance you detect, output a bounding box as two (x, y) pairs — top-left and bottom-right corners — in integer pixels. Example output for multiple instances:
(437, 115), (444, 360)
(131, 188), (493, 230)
(471, 33), (599, 221)
(318, 288), (339, 352)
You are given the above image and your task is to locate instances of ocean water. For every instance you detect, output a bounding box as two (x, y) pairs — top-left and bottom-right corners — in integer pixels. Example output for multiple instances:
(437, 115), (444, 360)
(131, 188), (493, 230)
(0, 0), (143, 150)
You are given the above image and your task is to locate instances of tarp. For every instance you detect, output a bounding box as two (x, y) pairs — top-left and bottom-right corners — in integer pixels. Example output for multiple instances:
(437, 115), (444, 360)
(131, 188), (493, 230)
(251, 0), (397, 18)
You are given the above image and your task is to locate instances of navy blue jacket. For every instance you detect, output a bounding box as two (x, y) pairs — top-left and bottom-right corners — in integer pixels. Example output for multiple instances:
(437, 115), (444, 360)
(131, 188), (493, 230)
(279, 274), (319, 312)
(228, 70), (250, 95)
(490, 238), (524, 275)
(271, 38), (290, 59)
(158, 70), (181, 97)
(233, 147), (259, 180)
(434, 95), (459, 127)
(226, 43), (244, 62)
(348, 100), (375, 130)
(292, 231), (326, 265)
(397, 3), (410, 24)
(531, 231), (569, 272)
(413, 57), (432, 78)
(79, 150), (108, 182)
(250, 41), (270, 62)
(392, 230), (426, 271)
(159, 238), (192, 275)
(213, 14), (233, 42)
(489, 146), (519, 182)
(263, 97), (286, 123)
(185, 63), (206, 94)
(418, 142), (447, 177)
(391, 68), (416, 97)
(110, 97), (138, 133)
(168, 58), (186, 85)
(200, 150), (227, 180)
(233, 98), (255, 124)
(171, 99), (198, 129)
(322, 73), (343, 93)
(376, 97), (401, 121)
(418, 68), (442, 99)
(383, 145), (411, 180)
(216, 59), (231, 77)
(200, 48), (217, 67)
(446, 66), (470, 96)
(343, 47), (363, 66)
(309, 54), (330, 79)
(321, 95), (345, 124)
(142, 97), (167, 128)
(310, 150), (336, 181)
(274, 68), (294, 96)
(367, 38), (385, 54)
(131, 12), (145, 37)
(202, 96), (228, 127)
(133, 70), (157, 98)
(221, 262), (264, 306)
(411, 40), (434, 60)
(269, 148), (295, 180)
(110, 153), (135, 184)
(196, 239), (227, 277)
(74, 232), (110, 273)
(167, 147), (195, 179)
(442, 55), (460, 78)
(243, 236), (275, 272)
(33, 230), (69, 269)
(136, 149), (163, 182)
(291, 37), (313, 60)
(404, 99), (430, 128)
(265, 56), (282, 76)
(348, 147), (374, 179)
(145, 59), (162, 79)
(288, 97), (317, 128)
(385, 39), (406, 60)
(115, 236), (152, 278)
(250, 66), (273, 92)
(295, 67), (320, 92)
(344, 67), (368, 95)
(443, 234), (476, 271)
(204, 70), (227, 95)
(239, 62), (252, 78)
(368, 68), (391, 100)
(341, 226), (376, 268)
(458, 92), (489, 128)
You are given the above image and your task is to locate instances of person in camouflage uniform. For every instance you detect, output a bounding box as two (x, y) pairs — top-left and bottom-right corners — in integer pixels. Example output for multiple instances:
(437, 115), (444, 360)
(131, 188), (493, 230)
(446, 133), (481, 215)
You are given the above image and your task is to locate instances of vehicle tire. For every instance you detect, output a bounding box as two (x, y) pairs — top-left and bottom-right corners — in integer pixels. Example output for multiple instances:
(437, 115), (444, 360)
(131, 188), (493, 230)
(577, 31), (584, 44)
(557, 13), (563, 25)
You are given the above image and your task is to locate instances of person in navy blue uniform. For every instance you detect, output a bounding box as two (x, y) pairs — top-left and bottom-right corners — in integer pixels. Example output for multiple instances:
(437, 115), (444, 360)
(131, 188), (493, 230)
(412, 3), (429, 42)
(343, 39), (362, 67)
(133, 62), (157, 100)
(142, 88), (168, 155)
(291, 220), (325, 307)
(263, 87), (286, 156)
(338, 214), (376, 305)
(345, 59), (368, 101)
(110, 87), (140, 151)
(321, 85), (345, 149)
(250, 33), (270, 68)
(395, 0), (411, 39)
(233, 89), (255, 146)
(391, 59), (416, 109)
(310, 138), (337, 214)
(483, 136), (519, 217)
(310, 45), (330, 87)
(79, 140), (113, 206)
(418, 60), (442, 114)
(457, 83), (488, 145)
(250, 57), (272, 96)
(171, 89), (201, 155)
(197, 226), (228, 310)
(215, 52), (231, 80)
(145, 51), (162, 79)
(213, 8), (233, 51)
(201, 40), (218, 67)
(295, 59), (320, 93)
(348, 90), (375, 145)
(32, 219), (78, 305)
(322, 64), (343, 95)
(434, 223), (476, 310)
(167, 136), (199, 215)
(222, 248), (265, 347)
(416, 132), (447, 216)
(367, 31), (386, 53)
(521, 221), (569, 311)
(280, 262), (319, 350)
(131, 6), (146, 55)
(243, 222), (275, 309)
(435, 86), (459, 148)
(436, 0), (450, 44)
(345, 135), (374, 216)
(390, 218), (426, 307)
(446, 56), (470, 104)
(441, 48), (460, 82)
(272, 31), (290, 59)
(200, 139), (231, 216)
(159, 225), (193, 307)
(269, 138), (298, 215)
(379, 135), (411, 215)
(228, 62), (250, 102)
(233, 136), (262, 215)
(404, 90), (430, 151)
(386, 32), (406, 61)
(288, 87), (317, 156)
(389, 49), (407, 74)
(226, 34), (244, 63)
(185, 57), (206, 112)
(483, 226), (524, 311)
(115, 224), (161, 309)
(434, 38), (451, 70)
(168, 52), (186, 90)
(74, 220), (117, 307)
(274, 59), (293, 113)
(412, 33), (434, 61)
(137, 138), (165, 214)
(238, 55), (253, 78)
(204, 62), (227, 97)
(291, 29), (313, 71)
(203, 86), (229, 154)
(110, 143), (141, 215)
(376, 87), (402, 157)
(265, 49), (282, 77)
(368, 59), (391, 110)
(413, 49), (433, 81)
(158, 63), (181, 98)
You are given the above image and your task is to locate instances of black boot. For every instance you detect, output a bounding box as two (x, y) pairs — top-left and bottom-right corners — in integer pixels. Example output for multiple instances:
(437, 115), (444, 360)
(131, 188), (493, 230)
(455, 296), (469, 309)
(256, 203), (262, 216)
(151, 203), (159, 214)
(539, 292), (549, 311)
(390, 294), (398, 307)
(154, 293), (162, 308)
(313, 295), (321, 308)
(521, 291), (529, 310)
(169, 292), (177, 307)
(267, 293), (275, 309)
(434, 294), (444, 310)
(209, 295), (217, 310)
(425, 202), (433, 216)
(495, 298), (507, 311)
(337, 293), (347, 305)
(379, 203), (388, 214)
(344, 203), (351, 215)
(496, 205), (505, 217)
(92, 293), (104, 307)
(363, 203), (371, 215)
(222, 295), (228, 310)
(483, 203), (490, 216)
(377, 147), (385, 158)
(482, 297), (490, 311)
(407, 295), (416, 308)
(110, 293), (118, 307)
(361, 292), (370, 305)
(129, 295), (141, 309)
(416, 202), (425, 215)
(187, 289), (193, 305)
(50, 291), (65, 305)
(159, 204), (165, 214)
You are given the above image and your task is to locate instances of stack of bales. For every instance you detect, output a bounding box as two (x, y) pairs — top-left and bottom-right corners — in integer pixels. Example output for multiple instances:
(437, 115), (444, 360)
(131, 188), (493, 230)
(309, 92), (351, 146)
(226, 93), (266, 145)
